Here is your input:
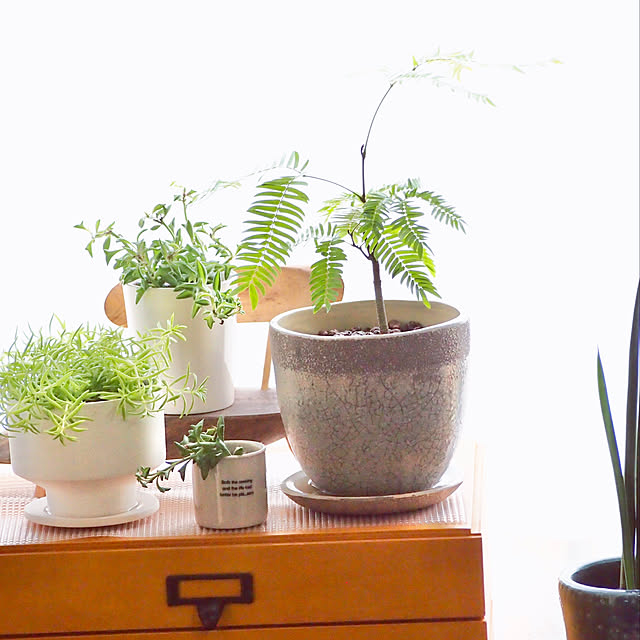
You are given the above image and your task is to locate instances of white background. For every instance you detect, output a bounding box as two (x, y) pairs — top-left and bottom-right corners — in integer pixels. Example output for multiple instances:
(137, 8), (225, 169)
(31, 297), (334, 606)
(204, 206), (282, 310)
(1, 1), (638, 637)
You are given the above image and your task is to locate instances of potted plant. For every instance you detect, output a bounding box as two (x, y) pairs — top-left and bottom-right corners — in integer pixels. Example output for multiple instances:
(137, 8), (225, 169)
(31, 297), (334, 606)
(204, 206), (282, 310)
(233, 52), (492, 497)
(76, 181), (242, 414)
(558, 280), (640, 639)
(0, 318), (203, 525)
(137, 417), (268, 529)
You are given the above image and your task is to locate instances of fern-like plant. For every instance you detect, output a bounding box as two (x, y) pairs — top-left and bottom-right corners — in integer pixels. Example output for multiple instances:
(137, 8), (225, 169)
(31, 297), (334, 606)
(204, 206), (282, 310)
(77, 181), (242, 328)
(234, 51), (494, 332)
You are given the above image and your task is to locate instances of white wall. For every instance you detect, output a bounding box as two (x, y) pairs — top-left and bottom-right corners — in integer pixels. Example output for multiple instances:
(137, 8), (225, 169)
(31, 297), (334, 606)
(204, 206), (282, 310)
(1, 1), (638, 637)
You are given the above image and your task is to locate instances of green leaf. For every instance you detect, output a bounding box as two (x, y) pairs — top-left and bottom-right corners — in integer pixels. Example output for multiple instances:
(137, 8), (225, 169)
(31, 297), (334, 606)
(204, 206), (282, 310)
(77, 182), (242, 323)
(234, 176), (310, 308)
(374, 226), (439, 305)
(0, 318), (190, 442)
(624, 280), (640, 586)
(598, 351), (637, 588)
(309, 227), (347, 312)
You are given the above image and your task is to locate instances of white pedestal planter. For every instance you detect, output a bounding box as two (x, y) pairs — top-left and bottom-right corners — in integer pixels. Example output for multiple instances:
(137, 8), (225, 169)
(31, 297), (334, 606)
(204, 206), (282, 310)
(9, 399), (166, 519)
(123, 284), (235, 414)
(191, 440), (268, 529)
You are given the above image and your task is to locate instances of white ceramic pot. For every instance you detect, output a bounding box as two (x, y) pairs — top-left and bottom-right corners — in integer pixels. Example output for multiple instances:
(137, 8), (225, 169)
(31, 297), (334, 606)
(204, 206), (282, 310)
(9, 400), (166, 518)
(191, 440), (268, 529)
(270, 300), (470, 496)
(123, 284), (235, 414)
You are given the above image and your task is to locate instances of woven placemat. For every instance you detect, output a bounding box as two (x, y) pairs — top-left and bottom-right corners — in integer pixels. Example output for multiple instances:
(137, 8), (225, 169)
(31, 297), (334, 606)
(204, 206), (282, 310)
(0, 443), (466, 546)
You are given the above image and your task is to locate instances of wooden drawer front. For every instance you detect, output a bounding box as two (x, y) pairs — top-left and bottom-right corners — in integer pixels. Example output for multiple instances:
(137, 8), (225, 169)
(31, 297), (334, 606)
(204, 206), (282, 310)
(3, 620), (487, 640)
(0, 536), (483, 636)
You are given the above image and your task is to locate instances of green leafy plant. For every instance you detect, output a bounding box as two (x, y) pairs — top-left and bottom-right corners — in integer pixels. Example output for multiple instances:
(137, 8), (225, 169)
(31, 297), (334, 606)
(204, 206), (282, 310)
(0, 318), (206, 443)
(233, 51), (498, 332)
(136, 417), (243, 492)
(597, 279), (640, 589)
(76, 181), (242, 328)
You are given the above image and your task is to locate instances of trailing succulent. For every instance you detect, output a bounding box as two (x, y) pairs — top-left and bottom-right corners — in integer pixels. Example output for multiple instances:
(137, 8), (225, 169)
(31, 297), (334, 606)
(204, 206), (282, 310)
(233, 52), (495, 333)
(77, 181), (242, 328)
(0, 318), (204, 443)
(136, 417), (243, 492)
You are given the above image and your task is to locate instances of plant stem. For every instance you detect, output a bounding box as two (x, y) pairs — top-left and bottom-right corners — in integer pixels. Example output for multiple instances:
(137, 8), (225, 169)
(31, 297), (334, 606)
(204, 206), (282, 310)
(362, 83), (395, 164)
(370, 257), (389, 333)
(302, 173), (363, 201)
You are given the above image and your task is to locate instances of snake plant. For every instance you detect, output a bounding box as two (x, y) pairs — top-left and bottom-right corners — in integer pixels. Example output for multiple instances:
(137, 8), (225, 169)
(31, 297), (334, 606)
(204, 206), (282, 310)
(597, 279), (640, 589)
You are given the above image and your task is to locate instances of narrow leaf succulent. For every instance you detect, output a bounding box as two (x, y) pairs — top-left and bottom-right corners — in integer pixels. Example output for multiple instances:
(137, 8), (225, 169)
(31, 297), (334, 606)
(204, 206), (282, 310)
(0, 318), (206, 443)
(136, 417), (243, 492)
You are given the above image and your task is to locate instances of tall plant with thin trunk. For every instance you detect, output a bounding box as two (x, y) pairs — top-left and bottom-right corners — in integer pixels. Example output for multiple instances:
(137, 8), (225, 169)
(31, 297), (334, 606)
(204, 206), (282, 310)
(233, 52), (493, 332)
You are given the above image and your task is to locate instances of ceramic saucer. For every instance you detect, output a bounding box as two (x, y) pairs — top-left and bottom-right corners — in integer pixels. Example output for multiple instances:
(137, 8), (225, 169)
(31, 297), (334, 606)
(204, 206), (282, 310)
(281, 469), (462, 516)
(24, 492), (159, 528)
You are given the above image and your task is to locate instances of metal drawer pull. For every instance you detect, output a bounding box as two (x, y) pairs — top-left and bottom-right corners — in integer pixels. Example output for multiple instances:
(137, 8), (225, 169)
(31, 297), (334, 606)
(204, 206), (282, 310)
(166, 573), (254, 630)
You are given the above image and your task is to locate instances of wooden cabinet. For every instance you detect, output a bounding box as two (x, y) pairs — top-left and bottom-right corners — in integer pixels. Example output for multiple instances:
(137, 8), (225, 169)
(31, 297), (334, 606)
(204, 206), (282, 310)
(0, 443), (487, 639)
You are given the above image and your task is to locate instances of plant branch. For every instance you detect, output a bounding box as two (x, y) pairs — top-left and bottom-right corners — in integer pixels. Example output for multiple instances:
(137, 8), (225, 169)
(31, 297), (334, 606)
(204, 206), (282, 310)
(348, 232), (371, 260)
(361, 83), (395, 199)
(302, 173), (363, 201)
(362, 83), (395, 162)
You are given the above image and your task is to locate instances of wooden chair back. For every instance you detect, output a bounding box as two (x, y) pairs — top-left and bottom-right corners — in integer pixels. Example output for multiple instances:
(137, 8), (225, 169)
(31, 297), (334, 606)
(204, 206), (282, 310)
(104, 266), (344, 390)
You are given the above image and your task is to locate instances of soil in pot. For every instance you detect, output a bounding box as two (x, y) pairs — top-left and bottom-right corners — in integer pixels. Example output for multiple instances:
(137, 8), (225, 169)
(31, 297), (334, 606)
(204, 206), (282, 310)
(318, 320), (424, 336)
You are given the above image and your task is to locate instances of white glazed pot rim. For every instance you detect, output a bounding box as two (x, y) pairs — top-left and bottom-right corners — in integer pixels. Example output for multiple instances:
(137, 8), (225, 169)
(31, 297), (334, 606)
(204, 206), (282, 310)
(221, 440), (266, 458)
(270, 299), (467, 339)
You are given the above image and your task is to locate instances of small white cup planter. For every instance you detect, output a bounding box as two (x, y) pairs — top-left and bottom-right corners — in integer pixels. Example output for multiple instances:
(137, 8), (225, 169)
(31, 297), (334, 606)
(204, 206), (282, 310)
(9, 399), (166, 521)
(191, 440), (267, 529)
(123, 284), (235, 414)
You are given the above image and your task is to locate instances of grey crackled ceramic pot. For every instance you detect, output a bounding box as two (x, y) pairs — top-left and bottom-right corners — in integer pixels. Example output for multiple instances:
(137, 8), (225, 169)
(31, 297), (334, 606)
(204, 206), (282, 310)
(269, 300), (470, 496)
(559, 559), (640, 640)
